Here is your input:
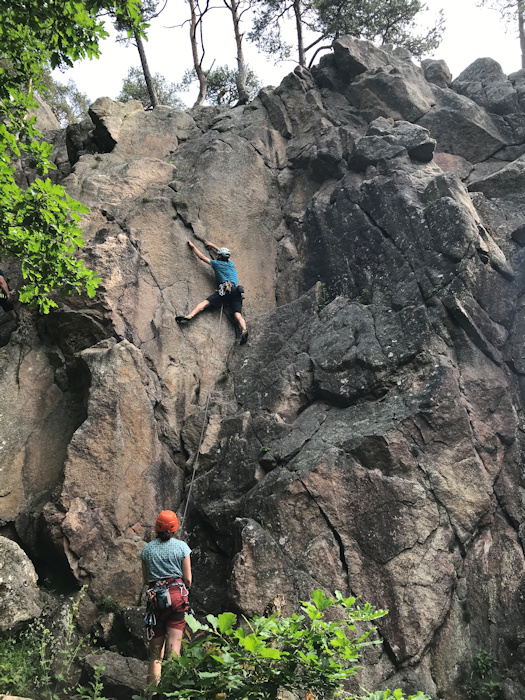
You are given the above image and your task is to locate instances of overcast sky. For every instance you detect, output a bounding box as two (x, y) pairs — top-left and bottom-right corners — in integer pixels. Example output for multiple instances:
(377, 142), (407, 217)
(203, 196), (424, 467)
(54, 0), (523, 106)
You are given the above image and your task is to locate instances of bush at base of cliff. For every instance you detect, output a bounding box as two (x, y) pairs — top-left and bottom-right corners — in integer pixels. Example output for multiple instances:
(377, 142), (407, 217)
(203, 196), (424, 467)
(156, 589), (430, 700)
(0, 590), (108, 700)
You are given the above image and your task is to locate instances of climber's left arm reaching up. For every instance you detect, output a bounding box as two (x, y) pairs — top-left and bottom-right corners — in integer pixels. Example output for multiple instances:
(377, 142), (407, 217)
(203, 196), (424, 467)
(187, 240), (210, 264)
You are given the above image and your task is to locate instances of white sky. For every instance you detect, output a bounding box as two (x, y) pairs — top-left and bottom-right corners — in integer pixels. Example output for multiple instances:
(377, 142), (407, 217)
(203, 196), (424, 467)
(53, 0), (523, 107)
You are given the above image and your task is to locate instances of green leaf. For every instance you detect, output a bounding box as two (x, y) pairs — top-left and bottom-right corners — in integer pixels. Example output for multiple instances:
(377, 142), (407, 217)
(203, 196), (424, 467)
(217, 612), (237, 634)
(184, 614), (208, 634)
(258, 648), (281, 659)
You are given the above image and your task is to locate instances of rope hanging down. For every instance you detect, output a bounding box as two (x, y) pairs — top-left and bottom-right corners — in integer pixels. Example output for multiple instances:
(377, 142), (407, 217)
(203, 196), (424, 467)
(180, 303), (225, 530)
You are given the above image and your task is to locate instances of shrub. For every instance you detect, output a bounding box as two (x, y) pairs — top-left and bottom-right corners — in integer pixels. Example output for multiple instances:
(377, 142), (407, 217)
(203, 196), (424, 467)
(157, 589), (429, 699)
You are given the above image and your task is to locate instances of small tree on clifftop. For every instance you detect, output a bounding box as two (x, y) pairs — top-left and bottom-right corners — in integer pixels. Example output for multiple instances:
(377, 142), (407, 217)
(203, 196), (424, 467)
(113, 0), (162, 108)
(312, 0), (444, 61)
(248, 0), (444, 66)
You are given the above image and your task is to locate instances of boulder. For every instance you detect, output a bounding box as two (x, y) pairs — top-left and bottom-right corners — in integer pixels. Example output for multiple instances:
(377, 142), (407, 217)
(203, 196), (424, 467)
(0, 536), (42, 633)
(81, 651), (147, 700)
(421, 58), (452, 89)
(331, 37), (436, 121)
(468, 153), (525, 202)
(509, 68), (525, 110)
(452, 57), (519, 115)
(31, 92), (60, 131)
(418, 86), (514, 162)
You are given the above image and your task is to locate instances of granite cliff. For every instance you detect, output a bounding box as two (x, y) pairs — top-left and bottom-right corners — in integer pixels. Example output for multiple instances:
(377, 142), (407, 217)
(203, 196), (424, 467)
(2, 36), (525, 698)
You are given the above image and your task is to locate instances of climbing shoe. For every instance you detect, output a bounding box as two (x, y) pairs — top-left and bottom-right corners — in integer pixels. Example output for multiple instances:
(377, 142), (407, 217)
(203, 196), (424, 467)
(240, 329), (249, 345)
(176, 315), (193, 324)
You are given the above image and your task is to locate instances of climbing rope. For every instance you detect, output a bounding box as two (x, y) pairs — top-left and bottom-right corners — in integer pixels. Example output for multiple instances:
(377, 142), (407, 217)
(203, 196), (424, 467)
(180, 303), (225, 531)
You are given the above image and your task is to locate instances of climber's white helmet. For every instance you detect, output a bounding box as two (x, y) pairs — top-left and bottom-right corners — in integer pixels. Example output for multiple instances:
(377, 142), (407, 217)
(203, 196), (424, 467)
(217, 247), (231, 258)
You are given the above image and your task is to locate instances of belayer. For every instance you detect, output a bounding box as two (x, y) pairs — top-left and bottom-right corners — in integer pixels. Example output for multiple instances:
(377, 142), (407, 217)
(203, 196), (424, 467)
(141, 510), (192, 690)
(176, 240), (248, 345)
(0, 269), (17, 324)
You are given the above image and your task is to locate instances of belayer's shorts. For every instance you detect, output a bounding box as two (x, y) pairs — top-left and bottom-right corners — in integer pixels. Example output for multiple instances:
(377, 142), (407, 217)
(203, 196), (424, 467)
(152, 607), (186, 636)
(207, 287), (243, 315)
(0, 297), (14, 313)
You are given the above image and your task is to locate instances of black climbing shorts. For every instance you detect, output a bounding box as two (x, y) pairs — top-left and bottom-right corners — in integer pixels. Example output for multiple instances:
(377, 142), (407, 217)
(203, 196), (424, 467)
(0, 297), (14, 313)
(207, 287), (243, 315)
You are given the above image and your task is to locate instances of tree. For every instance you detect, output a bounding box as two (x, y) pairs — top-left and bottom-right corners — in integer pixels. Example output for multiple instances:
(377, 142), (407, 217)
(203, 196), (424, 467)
(223, 0), (251, 104)
(156, 589), (431, 700)
(117, 66), (186, 108)
(477, 0), (525, 68)
(177, 65), (261, 105)
(38, 69), (90, 126)
(312, 0), (444, 61)
(248, 0), (312, 65)
(248, 0), (444, 67)
(113, 0), (163, 108)
(0, 0), (144, 312)
(187, 0), (213, 106)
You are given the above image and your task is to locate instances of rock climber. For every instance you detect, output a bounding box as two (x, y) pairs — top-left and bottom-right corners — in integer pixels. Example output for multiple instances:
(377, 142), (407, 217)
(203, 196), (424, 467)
(0, 269), (17, 324)
(141, 510), (192, 690)
(176, 240), (249, 345)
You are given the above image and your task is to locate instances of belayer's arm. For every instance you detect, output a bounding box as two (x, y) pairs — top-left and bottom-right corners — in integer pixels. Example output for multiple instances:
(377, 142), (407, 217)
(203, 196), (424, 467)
(188, 240), (210, 264)
(0, 275), (11, 299)
(142, 561), (149, 586)
(182, 554), (192, 588)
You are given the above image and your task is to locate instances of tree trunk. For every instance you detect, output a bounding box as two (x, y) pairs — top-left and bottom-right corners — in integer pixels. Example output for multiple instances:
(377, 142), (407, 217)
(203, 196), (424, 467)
(293, 0), (305, 66)
(189, 0), (207, 106)
(228, 0), (249, 104)
(519, 0), (525, 70)
(135, 31), (158, 107)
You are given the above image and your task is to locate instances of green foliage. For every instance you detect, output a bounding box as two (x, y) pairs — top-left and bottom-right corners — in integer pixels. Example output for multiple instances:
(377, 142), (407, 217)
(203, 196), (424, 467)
(311, 0), (444, 58)
(157, 589), (388, 699)
(248, 0), (443, 63)
(96, 594), (123, 614)
(0, 632), (41, 697)
(356, 288), (371, 304)
(77, 664), (108, 700)
(177, 65), (261, 106)
(0, 0), (144, 312)
(117, 65), (186, 109)
(0, 588), (107, 700)
(465, 650), (502, 700)
(473, 650), (497, 679)
(247, 0), (300, 63)
(38, 68), (90, 126)
(317, 281), (331, 310)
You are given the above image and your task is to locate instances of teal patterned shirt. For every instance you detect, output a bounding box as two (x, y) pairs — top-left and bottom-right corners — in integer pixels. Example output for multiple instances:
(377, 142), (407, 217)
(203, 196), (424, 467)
(140, 538), (191, 582)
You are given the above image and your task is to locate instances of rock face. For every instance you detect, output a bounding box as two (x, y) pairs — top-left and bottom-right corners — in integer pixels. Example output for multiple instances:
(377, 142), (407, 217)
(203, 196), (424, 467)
(0, 536), (42, 633)
(3, 36), (525, 699)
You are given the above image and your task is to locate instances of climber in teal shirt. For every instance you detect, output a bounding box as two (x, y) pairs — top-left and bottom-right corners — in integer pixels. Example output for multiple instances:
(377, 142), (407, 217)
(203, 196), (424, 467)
(176, 240), (248, 345)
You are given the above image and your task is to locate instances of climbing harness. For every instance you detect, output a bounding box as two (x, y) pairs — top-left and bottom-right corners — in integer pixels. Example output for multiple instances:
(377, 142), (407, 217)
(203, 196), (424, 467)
(144, 577), (190, 641)
(180, 303), (225, 531)
(218, 281), (245, 299)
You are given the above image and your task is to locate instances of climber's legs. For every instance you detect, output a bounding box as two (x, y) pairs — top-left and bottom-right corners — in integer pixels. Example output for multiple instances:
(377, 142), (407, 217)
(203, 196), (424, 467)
(233, 311), (246, 333)
(176, 300), (210, 323)
(235, 312), (248, 344)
